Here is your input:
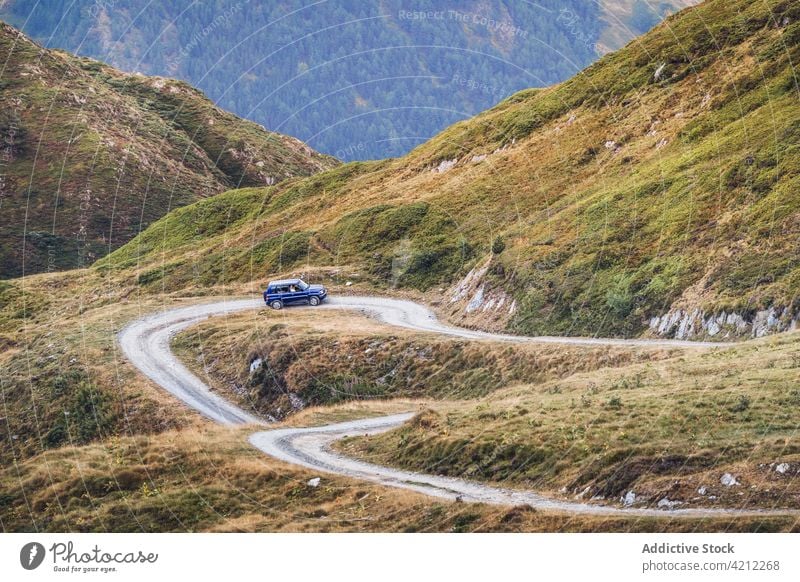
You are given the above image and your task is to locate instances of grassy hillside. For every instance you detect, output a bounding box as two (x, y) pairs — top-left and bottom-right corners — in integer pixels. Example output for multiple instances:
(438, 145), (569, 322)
(99, 0), (800, 339)
(172, 306), (800, 515)
(341, 330), (800, 511)
(7, 419), (786, 532)
(171, 306), (678, 420)
(0, 22), (337, 278)
(597, 0), (699, 54)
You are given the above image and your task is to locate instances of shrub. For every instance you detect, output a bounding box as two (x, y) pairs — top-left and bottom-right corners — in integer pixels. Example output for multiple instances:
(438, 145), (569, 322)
(605, 275), (634, 317)
(46, 381), (114, 448)
(731, 394), (751, 413)
(491, 237), (506, 255)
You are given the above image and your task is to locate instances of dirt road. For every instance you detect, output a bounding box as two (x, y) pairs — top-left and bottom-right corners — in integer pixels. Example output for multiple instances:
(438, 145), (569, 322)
(119, 295), (793, 516)
(249, 413), (795, 517)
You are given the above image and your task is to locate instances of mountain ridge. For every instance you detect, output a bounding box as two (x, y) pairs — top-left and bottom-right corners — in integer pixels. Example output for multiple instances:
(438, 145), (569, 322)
(0, 21), (337, 278)
(0, 0), (697, 160)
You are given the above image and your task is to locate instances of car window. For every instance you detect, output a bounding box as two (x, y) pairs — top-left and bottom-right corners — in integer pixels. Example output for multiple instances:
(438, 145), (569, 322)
(298, 281), (309, 290)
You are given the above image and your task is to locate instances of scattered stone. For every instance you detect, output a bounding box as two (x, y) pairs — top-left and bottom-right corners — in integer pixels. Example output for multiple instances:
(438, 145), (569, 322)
(622, 490), (636, 506)
(345, 281), (353, 286)
(465, 284), (485, 313)
(307, 477), (321, 487)
(775, 463), (790, 475)
(720, 473), (739, 487)
(434, 158), (457, 173)
(575, 485), (591, 499)
(657, 498), (682, 509)
(249, 358), (263, 373)
(698, 486), (708, 496)
(288, 393), (305, 411)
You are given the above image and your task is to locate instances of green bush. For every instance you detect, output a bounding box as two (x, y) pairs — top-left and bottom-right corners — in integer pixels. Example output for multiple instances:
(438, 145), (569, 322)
(46, 380), (114, 448)
(491, 237), (506, 255)
(605, 275), (635, 317)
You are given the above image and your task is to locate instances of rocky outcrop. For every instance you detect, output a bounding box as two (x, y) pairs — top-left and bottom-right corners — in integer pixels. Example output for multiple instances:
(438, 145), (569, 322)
(433, 158), (457, 173)
(648, 306), (798, 340)
(444, 257), (517, 331)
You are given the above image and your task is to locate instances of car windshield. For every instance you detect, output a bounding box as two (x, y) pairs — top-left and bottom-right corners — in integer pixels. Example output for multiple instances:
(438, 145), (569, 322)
(297, 280), (309, 290)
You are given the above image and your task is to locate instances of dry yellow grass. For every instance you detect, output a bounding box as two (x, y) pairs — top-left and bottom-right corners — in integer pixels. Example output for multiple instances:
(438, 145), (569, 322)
(3, 423), (796, 532)
(341, 331), (800, 513)
(173, 305), (800, 516)
(172, 307), (682, 419)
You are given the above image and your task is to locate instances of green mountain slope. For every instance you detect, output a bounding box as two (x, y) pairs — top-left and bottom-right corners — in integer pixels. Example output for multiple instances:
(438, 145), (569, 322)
(0, 0), (695, 161)
(101, 0), (800, 339)
(0, 22), (337, 278)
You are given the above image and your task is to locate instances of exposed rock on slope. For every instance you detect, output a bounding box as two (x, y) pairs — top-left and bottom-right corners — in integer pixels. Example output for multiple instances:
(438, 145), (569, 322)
(648, 306), (798, 340)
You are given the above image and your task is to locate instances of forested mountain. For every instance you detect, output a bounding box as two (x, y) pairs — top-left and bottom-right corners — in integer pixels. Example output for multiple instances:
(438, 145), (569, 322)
(0, 23), (336, 278)
(0, 0), (694, 160)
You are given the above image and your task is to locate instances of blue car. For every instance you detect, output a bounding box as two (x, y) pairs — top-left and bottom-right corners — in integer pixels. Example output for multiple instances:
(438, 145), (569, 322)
(263, 278), (327, 310)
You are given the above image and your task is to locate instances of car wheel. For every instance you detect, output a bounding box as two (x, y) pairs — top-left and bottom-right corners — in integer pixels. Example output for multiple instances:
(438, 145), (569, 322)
(270, 300), (283, 310)
(309, 296), (320, 306)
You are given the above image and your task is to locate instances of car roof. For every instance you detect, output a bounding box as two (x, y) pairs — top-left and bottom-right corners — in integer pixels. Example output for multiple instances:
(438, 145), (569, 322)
(267, 278), (301, 286)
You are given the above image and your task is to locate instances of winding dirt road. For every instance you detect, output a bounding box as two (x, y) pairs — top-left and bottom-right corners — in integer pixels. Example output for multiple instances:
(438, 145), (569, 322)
(118, 295), (796, 516)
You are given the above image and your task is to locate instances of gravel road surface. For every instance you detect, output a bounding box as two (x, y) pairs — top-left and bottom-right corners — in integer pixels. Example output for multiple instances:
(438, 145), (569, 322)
(120, 295), (796, 515)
